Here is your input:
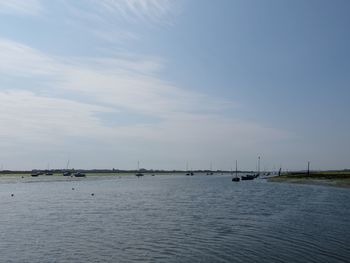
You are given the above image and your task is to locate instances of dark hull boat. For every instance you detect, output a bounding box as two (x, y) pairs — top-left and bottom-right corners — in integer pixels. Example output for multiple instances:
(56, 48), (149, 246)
(241, 157), (261, 181)
(254, 173), (260, 178)
(185, 161), (194, 176)
(45, 164), (53, 175)
(232, 161), (240, 182)
(135, 161), (144, 177)
(63, 171), (72, 176)
(31, 170), (43, 177)
(74, 172), (86, 177)
(63, 160), (71, 176)
(241, 174), (255, 180)
(241, 156), (261, 180)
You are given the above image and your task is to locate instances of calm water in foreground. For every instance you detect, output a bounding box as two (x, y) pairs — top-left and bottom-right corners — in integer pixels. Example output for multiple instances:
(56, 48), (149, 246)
(0, 174), (349, 263)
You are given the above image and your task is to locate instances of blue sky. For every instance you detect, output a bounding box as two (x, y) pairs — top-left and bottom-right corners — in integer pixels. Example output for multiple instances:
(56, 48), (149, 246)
(0, 0), (349, 171)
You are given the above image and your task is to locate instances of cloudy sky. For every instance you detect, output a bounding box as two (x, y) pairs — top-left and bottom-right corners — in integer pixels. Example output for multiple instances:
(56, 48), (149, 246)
(0, 0), (349, 171)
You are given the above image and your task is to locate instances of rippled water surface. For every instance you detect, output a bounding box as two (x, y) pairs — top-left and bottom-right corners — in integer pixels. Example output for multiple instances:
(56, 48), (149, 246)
(0, 174), (349, 262)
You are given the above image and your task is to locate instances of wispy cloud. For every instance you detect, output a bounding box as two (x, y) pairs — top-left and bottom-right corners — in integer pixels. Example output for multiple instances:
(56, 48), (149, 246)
(0, 90), (112, 142)
(0, 37), (291, 169)
(90, 0), (176, 24)
(0, 0), (42, 15)
(0, 38), (58, 76)
(58, 0), (181, 47)
(0, 37), (229, 117)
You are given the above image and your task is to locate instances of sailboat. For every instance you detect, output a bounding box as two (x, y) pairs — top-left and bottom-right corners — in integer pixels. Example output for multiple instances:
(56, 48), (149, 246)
(31, 170), (41, 177)
(254, 156), (261, 178)
(45, 163), (53, 175)
(63, 160), (72, 176)
(241, 156), (260, 180)
(135, 161), (144, 177)
(74, 171), (86, 177)
(207, 162), (214, 175)
(241, 173), (255, 180)
(232, 160), (240, 182)
(185, 161), (194, 176)
(186, 161), (190, 175)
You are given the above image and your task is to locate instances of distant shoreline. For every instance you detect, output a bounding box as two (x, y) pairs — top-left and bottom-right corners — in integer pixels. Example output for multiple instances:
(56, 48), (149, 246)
(268, 172), (350, 188)
(0, 171), (232, 177)
(0, 170), (249, 176)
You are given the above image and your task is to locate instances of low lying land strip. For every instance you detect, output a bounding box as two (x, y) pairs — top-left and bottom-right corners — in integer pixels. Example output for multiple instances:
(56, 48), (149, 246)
(268, 171), (350, 188)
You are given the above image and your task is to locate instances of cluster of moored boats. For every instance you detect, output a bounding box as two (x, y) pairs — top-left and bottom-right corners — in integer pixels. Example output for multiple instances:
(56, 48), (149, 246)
(232, 171), (271, 182)
(31, 159), (86, 177)
(29, 158), (272, 180)
(31, 170), (86, 177)
(231, 157), (271, 182)
(233, 173), (260, 182)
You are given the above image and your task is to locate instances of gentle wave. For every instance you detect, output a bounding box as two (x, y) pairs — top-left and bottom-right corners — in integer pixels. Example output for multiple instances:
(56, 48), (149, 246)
(0, 175), (349, 262)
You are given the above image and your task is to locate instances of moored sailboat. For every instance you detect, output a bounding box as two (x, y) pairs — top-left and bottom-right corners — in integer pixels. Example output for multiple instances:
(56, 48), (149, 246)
(74, 171), (86, 177)
(135, 161), (144, 177)
(232, 160), (240, 182)
(241, 156), (261, 180)
(63, 160), (72, 176)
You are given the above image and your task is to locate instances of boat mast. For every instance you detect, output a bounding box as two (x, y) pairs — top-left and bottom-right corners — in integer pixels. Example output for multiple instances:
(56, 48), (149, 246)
(236, 160), (238, 178)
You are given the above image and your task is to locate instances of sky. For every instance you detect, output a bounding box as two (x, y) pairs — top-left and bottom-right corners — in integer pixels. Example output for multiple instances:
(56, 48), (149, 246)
(0, 0), (349, 171)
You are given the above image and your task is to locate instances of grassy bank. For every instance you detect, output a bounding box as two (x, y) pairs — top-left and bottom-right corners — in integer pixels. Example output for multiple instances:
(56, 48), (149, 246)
(268, 171), (350, 188)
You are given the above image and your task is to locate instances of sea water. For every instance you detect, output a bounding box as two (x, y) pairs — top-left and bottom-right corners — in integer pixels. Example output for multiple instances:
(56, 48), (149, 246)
(0, 174), (349, 262)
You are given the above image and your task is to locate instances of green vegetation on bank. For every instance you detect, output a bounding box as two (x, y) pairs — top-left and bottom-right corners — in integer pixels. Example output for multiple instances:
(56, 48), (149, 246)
(269, 171), (350, 188)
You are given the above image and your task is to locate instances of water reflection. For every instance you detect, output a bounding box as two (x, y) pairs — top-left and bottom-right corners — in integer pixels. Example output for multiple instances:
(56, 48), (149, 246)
(0, 175), (349, 262)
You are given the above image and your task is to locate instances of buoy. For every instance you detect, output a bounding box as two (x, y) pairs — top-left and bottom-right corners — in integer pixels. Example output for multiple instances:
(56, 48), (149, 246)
(11, 194), (14, 197)
(72, 188), (75, 190)
(91, 193), (94, 196)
